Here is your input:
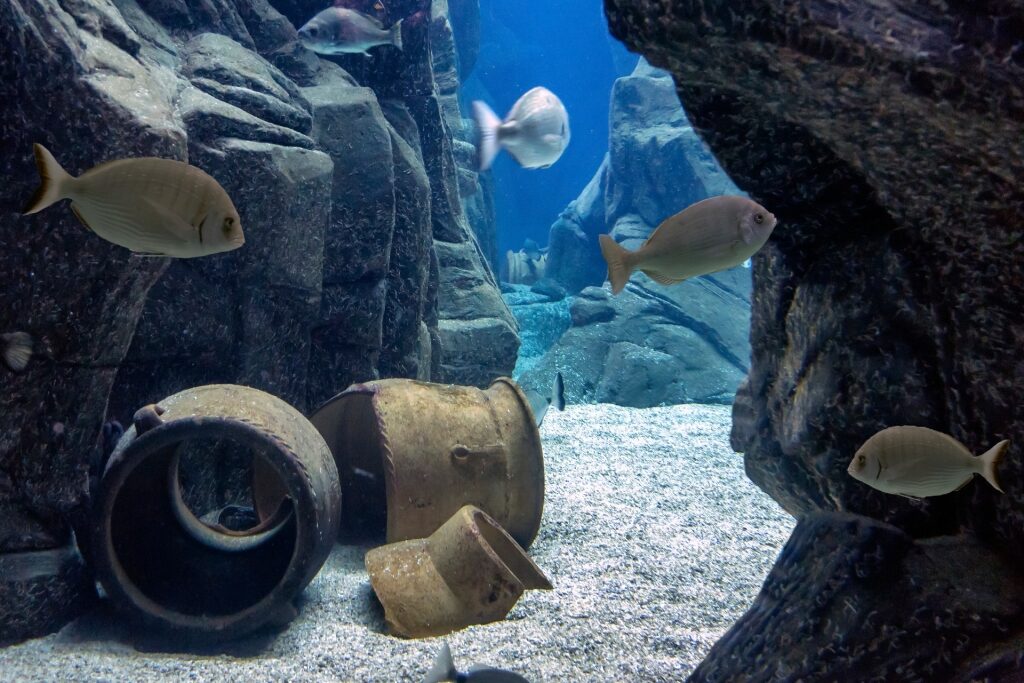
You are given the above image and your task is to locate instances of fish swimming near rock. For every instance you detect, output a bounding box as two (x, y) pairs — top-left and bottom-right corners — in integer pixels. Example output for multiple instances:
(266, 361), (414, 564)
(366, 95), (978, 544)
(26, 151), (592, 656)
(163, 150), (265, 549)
(598, 195), (777, 295)
(473, 87), (570, 171)
(423, 642), (531, 683)
(298, 5), (403, 54)
(848, 425), (1009, 498)
(525, 371), (565, 427)
(23, 144), (244, 258)
(2, 332), (33, 372)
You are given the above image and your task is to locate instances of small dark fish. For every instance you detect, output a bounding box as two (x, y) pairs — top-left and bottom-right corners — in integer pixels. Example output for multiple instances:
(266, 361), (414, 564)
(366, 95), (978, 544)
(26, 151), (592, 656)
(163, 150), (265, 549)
(525, 371), (566, 427)
(423, 643), (531, 683)
(298, 7), (403, 54)
(1, 331), (33, 372)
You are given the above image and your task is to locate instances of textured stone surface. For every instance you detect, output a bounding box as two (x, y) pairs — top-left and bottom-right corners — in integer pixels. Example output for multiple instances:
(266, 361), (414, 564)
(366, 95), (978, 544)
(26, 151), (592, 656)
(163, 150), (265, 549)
(691, 513), (1024, 682)
(520, 269), (752, 408)
(0, 544), (96, 647)
(604, 0), (1024, 677)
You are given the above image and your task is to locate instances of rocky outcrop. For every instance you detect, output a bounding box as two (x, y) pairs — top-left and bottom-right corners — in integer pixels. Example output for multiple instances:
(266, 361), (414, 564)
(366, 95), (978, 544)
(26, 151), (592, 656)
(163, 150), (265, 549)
(525, 58), (749, 408)
(520, 267), (751, 408)
(604, 0), (1024, 678)
(0, 0), (508, 645)
(546, 59), (739, 293)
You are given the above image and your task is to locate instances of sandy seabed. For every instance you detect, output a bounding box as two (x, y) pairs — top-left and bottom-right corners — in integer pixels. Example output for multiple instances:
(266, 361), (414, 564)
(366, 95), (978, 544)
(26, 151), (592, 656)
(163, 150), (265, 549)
(0, 404), (795, 682)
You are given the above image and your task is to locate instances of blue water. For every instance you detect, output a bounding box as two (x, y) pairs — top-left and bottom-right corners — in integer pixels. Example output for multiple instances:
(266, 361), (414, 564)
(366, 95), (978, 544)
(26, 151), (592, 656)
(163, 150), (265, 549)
(464, 0), (637, 256)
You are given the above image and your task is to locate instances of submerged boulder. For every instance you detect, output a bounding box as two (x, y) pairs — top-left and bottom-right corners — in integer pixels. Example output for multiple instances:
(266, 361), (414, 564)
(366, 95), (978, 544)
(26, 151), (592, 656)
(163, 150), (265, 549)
(520, 266), (752, 408)
(605, 0), (1024, 677)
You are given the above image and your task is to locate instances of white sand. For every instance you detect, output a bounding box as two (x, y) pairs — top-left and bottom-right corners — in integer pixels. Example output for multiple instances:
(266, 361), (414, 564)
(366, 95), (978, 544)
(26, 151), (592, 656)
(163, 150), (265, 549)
(0, 404), (794, 682)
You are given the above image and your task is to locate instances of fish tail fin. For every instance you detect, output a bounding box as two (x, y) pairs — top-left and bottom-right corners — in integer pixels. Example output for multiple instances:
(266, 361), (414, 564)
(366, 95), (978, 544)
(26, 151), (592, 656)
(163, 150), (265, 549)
(979, 439), (1009, 493)
(473, 100), (503, 171)
(599, 234), (635, 295)
(390, 18), (403, 50)
(424, 642), (457, 683)
(23, 144), (73, 215)
(2, 332), (33, 372)
(553, 371), (565, 411)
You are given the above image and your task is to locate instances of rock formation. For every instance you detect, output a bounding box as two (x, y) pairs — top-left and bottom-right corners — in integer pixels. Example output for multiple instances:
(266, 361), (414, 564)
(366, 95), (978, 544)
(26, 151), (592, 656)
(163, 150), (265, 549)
(519, 58), (751, 408)
(0, 0), (512, 644)
(604, 0), (1024, 678)
(546, 59), (739, 293)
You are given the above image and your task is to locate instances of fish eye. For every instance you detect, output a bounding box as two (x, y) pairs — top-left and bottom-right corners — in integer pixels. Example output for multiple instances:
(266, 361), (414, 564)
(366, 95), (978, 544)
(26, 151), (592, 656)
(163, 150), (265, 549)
(307, 26), (318, 38)
(857, 454), (866, 466)
(223, 216), (235, 236)
(754, 213), (765, 224)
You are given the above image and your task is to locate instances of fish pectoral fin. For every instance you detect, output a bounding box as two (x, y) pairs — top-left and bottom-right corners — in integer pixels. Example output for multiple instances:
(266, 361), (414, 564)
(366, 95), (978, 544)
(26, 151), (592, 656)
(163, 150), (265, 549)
(542, 133), (563, 144)
(641, 269), (685, 286)
(70, 203), (94, 232)
(139, 197), (195, 243)
(895, 493), (923, 502)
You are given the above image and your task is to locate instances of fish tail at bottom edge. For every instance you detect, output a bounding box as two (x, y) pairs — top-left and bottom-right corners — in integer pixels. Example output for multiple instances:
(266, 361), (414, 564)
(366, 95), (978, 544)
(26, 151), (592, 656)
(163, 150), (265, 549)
(599, 234), (633, 295)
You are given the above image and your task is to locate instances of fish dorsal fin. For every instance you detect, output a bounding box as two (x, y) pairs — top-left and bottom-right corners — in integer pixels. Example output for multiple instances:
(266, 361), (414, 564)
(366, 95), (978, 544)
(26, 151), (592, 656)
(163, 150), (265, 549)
(140, 196), (195, 244)
(641, 269), (685, 286)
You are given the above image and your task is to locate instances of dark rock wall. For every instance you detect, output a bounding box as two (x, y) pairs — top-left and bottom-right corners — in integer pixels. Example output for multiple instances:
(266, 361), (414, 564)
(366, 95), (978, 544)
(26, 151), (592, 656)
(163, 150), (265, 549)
(0, 0), (511, 643)
(604, 0), (1024, 678)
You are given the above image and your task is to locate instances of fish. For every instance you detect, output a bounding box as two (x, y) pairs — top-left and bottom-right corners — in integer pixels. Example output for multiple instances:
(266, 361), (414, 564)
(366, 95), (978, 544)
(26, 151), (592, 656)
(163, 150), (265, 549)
(847, 425), (1009, 498)
(298, 7), (403, 54)
(525, 371), (565, 427)
(598, 195), (777, 295)
(2, 332), (33, 372)
(23, 144), (244, 258)
(473, 87), (570, 171)
(423, 642), (531, 683)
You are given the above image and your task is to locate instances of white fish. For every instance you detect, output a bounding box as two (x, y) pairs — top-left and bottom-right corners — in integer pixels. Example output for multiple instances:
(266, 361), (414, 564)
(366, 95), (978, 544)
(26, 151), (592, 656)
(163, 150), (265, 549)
(848, 425), (1008, 498)
(423, 642), (530, 683)
(298, 7), (403, 55)
(473, 87), (570, 171)
(2, 332), (33, 372)
(599, 195), (777, 295)
(23, 144), (244, 258)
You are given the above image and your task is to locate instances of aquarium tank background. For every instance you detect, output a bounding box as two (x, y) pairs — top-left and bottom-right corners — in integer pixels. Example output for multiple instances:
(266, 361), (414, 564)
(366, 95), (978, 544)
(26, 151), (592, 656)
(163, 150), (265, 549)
(0, 0), (1022, 681)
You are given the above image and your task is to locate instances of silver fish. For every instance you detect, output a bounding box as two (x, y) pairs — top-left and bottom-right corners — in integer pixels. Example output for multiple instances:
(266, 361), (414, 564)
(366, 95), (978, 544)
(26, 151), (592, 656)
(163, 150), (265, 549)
(599, 195), (777, 295)
(848, 425), (1008, 498)
(423, 643), (531, 683)
(23, 144), (244, 258)
(298, 7), (403, 54)
(473, 87), (570, 171)
(525, 371), (565, 427)
(1, 332), (33, 372)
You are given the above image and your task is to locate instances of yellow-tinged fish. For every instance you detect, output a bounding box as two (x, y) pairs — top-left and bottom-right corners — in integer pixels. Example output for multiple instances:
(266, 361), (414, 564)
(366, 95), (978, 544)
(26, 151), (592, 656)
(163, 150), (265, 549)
(848, 425), (1008, 498)
(598, 195), (777, 295)
(23, 144), (244, 258)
